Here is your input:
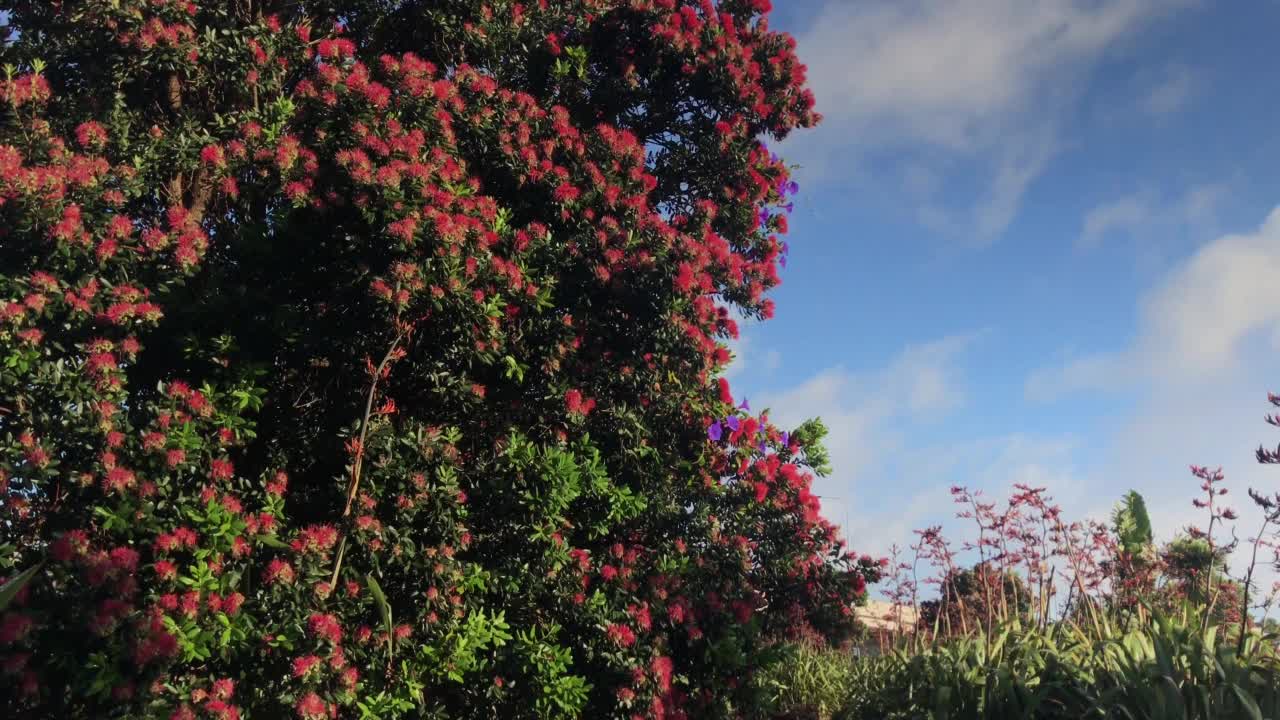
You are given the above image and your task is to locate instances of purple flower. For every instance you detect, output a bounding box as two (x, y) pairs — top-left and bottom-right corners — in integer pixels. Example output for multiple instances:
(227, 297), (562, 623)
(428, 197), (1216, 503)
(781, 241), (790, 255)
(757, 207), (770, 228)
(708, 422), (723, 442)
(758, 440), (768, 453)
(738, 398), (750, 411)
(779, 255), (787, 269)
(726, 416), (741, 432)
(783, 202), (794, 214)
(786, 180), (799, 195)
(781, 431), (790, 447)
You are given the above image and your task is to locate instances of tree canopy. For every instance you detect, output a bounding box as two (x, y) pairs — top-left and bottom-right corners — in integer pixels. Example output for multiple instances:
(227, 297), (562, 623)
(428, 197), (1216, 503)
(0, 2), (880, 718)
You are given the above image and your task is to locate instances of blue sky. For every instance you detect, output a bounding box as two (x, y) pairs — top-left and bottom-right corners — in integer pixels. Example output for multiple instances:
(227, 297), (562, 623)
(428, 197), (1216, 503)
(725, 0), (1280, 583)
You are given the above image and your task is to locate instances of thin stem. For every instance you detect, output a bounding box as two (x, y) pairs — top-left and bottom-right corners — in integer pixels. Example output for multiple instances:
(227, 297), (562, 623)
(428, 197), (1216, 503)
(329, 332), (405, 588)
(1238, 516), (1271, 648)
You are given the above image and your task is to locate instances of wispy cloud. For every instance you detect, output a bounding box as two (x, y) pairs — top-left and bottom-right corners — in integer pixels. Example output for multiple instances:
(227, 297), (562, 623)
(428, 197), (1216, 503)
(788, 0), (1193, 243)
(1078, 191), (1158, 249)
(1076, 183), (1227, 250)
(1140, 63), (1201, 115)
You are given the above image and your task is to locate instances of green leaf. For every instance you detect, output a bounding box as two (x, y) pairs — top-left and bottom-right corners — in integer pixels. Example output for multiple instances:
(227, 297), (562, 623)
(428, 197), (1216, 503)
(1230, 684), (1263, 720)
(256, 534), (290, 550)
(0, 563), (42, 610)
(1111, 490), (1154, 554)
(368, 573), (394, 662)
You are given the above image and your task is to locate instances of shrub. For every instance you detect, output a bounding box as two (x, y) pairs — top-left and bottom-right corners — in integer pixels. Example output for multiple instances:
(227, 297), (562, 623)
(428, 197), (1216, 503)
(756, 641), (859, 720)
(0, 2), (880, 717)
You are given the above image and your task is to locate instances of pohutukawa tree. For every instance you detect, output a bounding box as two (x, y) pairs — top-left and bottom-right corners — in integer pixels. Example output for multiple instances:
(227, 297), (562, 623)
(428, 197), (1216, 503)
(0, 1), (880, 717)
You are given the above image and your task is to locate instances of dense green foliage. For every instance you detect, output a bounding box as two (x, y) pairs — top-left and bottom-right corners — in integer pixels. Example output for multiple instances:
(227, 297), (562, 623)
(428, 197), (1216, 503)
(763, 614), (1280, 720)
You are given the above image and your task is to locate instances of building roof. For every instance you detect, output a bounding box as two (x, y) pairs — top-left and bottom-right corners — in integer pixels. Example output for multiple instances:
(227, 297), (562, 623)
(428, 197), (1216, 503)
(854, 600), (918, 632)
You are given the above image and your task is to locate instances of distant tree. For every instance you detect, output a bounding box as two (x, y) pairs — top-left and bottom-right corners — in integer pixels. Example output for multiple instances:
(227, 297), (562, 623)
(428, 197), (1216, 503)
(919, 562), (1031, 634)
(1112, 491), (1154, 556)
(1108, 490), (1158, 610)
(1161, 536), (1228, 602)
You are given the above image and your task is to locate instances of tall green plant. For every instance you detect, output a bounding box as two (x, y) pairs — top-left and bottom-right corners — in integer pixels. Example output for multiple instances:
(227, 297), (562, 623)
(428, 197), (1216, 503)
(1112, 491), (1153, 556)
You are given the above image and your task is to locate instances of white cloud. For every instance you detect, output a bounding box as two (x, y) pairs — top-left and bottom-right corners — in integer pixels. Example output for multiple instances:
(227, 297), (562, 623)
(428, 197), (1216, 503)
(763, 335), (974, 429)
(1026, 205), (1280, 589)
(755, 334), (978, 556)
(1034, 205), (1280, 399)
(759, 367), (887, 486)
(977, 127), (1063, 240)
(799, 0), (1169, 149)
(756, 197), (1280, 594)
(1140, 64), (1200, 115)
(1141, 208), (1280, 376)
(1076, 183), (1226, 249)
(789, 0), (1192, 243)
(1078, 191), (1157, 249)
(823, 206), (1280, 597)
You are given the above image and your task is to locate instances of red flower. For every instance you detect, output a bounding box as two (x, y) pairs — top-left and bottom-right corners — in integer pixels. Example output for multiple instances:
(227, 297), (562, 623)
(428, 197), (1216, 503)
(200, 144), (226, 168)
(75, 121), (108, 149)
(154, 560), (178, 581)
(180, 592), (200, 618)
(565, 388), (583, 414)
(265, 558), (295, 585)
(292, 654), (321, 679)
(293, 524), (339, 554)
(295, 692), (328, 719)
(552, 183), (580, 204)
(753, 482), (769, 503)
(565, 389), (595, 417)
(211, 678), (235, 700)
(652, 655), (674, 692)
(266, 471), (288, 496)
(210, 458), (234, 481)
(606, 623), (636, 647)
(307, 613), (343, 645)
